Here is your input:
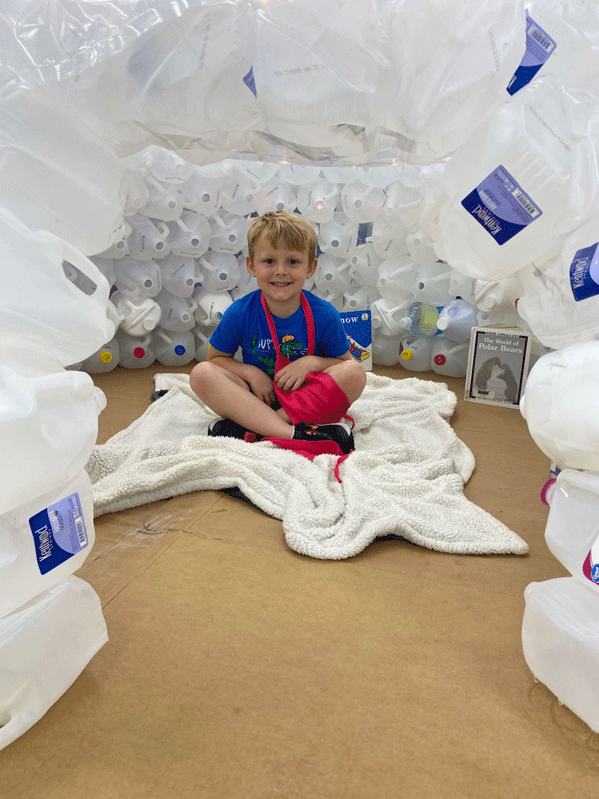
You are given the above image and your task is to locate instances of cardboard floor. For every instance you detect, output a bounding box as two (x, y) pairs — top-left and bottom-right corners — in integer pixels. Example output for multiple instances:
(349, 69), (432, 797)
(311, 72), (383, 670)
(2, 363), (598, 797)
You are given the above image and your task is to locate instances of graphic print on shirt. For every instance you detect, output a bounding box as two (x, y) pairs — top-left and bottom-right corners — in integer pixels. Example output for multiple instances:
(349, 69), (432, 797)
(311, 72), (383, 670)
(250, 333), (306, 376)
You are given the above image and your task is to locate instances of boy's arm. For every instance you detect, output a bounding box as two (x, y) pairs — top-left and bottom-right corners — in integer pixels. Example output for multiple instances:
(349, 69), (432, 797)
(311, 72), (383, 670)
(274, 351), (350, 392)
(206, 345), (276, 404)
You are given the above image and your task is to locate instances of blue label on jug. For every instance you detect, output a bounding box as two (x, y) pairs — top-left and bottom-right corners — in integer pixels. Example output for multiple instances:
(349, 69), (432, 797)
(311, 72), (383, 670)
(29, 492), (89, 575)
(570, 242), (599, 301)
(507, 13), (557, 95)
(243, 66), (257, 97)
(461, 165), (542, 245)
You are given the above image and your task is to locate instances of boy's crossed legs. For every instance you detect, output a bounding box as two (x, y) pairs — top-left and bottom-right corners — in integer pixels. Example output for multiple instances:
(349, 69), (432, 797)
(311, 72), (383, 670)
(189, 359), (366, 441)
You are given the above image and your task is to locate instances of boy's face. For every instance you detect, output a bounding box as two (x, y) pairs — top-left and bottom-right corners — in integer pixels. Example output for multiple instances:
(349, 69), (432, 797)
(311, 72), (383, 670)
(247, 232), (317, 311)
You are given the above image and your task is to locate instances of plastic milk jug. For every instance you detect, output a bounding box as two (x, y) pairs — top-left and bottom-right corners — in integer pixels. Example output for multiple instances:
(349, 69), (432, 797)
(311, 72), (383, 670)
(475, 275), (522, 314)
(154, 291), (197, 333)
(194, 327), (212, 362)
(193, 288), (234, 327)
(543, 468), (599, 587)
(153, 329), (196, 367)
(80, 338), (120, 374)
(0, 87), (129, 256)
(209, 212), (250, 254)
(318, 214), (359, 257)
(126, 214), (170, 260)
(340, 180), (385, 224)
(182, 171), (222, 217)
(113, 293), (162, 336)
(115, 330), (156, 369)
(0, 576), (108, 751)
(138, 177), (183, 222)
(520, 340), (599, 471)
(431, 338), (470, 378)
(160, 254), (198, 298)
(0, 366), (106, 515)
(165, 210), (211, 258)
(0, 206), (114, 367)
(348, 244), (382, 288)
(412, 261), (452, 305)
(370, 299), (412, 338)
(406, 229), (437, 266)
(0, 470), (96, 617)
(522, 576), (599, 734)
(254, 181), (298, 215)
(198, 251), (241, 293)
(114, 256), (162, 297)
(436, 299), (479, 342)
(314, 254), (352, 296)
(382, 180), (423, 233)
(343, 285), (376, 312)
(376, 257), (419, 304)
(515, 213), (599, 349)
(422, 74), (599, 281)
(398, 336), (434, 372)
(372, 331), (402, 366)
(367, 217), (410, 260)
(296, 178), (338, 223)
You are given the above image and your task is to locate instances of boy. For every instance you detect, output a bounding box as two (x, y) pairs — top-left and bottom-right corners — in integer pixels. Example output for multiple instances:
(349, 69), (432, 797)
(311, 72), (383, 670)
(189, 211), (366, 453)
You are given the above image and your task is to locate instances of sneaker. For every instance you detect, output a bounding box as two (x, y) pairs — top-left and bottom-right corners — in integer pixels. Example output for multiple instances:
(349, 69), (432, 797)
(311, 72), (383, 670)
(207, 417), (248, 440)
(292, 421), (354, 455)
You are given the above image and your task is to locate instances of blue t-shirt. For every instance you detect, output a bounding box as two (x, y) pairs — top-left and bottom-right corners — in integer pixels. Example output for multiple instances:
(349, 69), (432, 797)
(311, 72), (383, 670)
(209, 290), (349, 377)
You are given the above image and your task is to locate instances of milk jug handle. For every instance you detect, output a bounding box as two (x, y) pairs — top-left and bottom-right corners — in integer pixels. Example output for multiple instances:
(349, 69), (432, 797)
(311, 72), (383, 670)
(62, 241), (110, 295)
(0, 709), (30, 750)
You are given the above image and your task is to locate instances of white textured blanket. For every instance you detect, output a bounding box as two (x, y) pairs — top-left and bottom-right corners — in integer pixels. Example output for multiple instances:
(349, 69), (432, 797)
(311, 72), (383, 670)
(86, 372), (528, 560)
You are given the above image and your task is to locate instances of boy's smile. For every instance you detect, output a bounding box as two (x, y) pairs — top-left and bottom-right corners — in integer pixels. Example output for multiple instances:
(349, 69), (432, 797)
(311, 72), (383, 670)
(247, 232), (317, 317)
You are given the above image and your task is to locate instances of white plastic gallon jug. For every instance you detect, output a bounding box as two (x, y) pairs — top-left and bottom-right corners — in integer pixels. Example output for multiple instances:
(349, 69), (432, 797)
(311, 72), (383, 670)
(340, 180), (385, 224)
(372, 331), (402, 366)
(80, 338), (120, 375)
(209, 212), (250, 254)
(520, 340), (599, 470)
(318, 214), (359, 257)
(475, 275), (522, 314)
(0, 366), (106, 515)
(114, 256), (162, 297)
(376, 257), (419, 305)
(126, 214), (170, 261)
(412, 261), (452, 305)
(254, 180), (298, 215)
(113, 293), (162, 336)
(154, 292), (197, 333)
(165, 210), (211, 258)
(431, 338), (470, 378)
(348, 244), (382, 288)
(382, 181), (423, 233)
(0, 576), (108, 751)
(406, 229), (437, 266)
(0, 205), (114, 367)
(182, 171), (222, 216)
(0, 87), (129, 255)
(370, 299), (411, 338)
(516, 213), (599, 349)
(367, 217), (410, 260)
(160, 254), (198, 298)
(199, 251), (241, 293)
(296, 178), (338, 224)
(153, 329), (196, 367)
(314, 254), (352, 296)
(522, 577), (599, 734)
(436, 299), (479, 342)
(422, 75), (599, 281)
(193, 288), (234, 327)
(398, 336), (434, 373)
(115, 330), (156, 369)
(543, 468), (599, 589)
(0, 470), (96, 617)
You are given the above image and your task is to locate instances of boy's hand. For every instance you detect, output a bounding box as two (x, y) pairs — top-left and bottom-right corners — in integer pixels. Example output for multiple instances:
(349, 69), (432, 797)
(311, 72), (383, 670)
(274, 358), (313, 392)
(246, 366), (277, 405)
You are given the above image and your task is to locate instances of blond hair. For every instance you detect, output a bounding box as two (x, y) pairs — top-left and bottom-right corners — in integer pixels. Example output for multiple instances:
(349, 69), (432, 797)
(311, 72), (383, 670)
(247, 211), (317, 264)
